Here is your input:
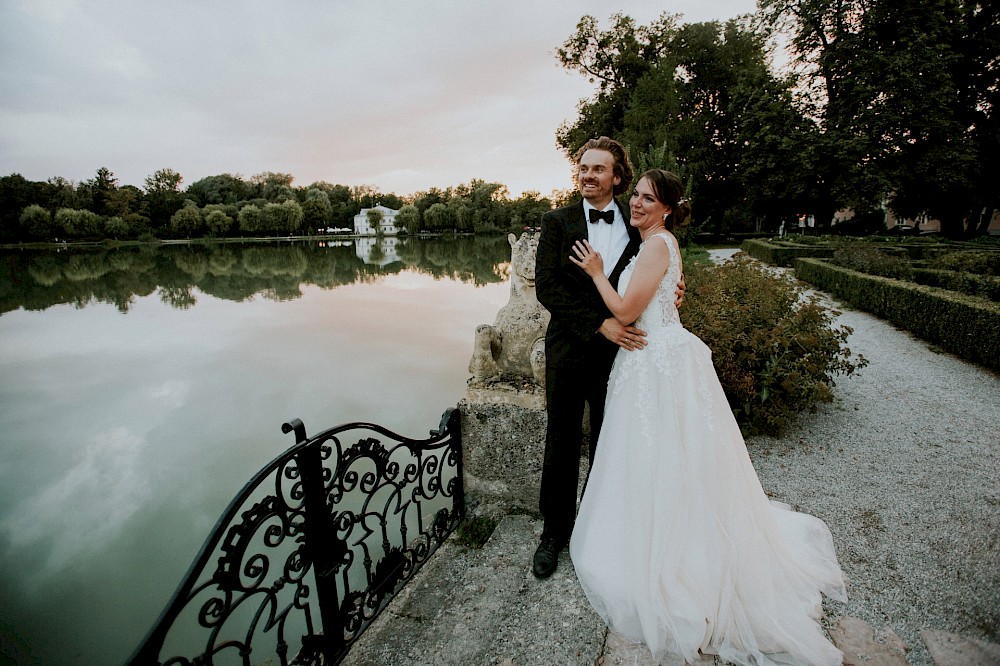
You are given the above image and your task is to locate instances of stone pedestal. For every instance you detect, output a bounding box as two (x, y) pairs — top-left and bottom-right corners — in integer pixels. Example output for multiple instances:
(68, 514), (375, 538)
(459, 384), (546, 519)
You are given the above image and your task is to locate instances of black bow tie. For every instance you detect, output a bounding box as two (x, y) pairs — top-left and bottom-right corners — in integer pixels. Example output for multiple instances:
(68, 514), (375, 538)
(589, 208), (615, 224)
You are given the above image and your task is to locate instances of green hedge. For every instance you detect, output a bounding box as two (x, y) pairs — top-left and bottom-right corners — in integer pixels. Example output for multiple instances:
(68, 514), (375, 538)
(741, 239), (837, 266)
(793, 258), (1000, 370)
(912, 268), (1000, 302)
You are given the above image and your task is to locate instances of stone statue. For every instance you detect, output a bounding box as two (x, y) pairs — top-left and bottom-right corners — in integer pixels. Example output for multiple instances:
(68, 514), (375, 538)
(468, 232), (549, 388)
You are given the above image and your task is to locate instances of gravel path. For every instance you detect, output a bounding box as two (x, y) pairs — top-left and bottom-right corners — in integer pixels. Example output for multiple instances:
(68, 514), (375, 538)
(709, 248), (1000, 665)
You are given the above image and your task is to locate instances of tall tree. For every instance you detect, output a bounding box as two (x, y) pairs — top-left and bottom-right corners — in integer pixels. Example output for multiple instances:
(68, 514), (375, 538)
(251, 172), (295, 201)
(556, 13), (798, 233)
(556, 13), (678, 155)
(86, 167), (119, 217)
(760, 0), (998, 237)
(186, 174), (251, 206)
(396, 204), (421, 234)
(144, 168), (185, 232)
(423, 202), (453, 232)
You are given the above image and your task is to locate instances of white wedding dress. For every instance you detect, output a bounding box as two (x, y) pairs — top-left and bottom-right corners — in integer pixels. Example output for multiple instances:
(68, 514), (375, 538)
(570, 233), (847, 666)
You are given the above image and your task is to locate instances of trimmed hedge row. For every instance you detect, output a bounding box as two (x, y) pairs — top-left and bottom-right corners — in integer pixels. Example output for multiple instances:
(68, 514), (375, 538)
(793, 258), (1000, 371)
(741, 239), (836, 266)
(912, 268), (1000, 302)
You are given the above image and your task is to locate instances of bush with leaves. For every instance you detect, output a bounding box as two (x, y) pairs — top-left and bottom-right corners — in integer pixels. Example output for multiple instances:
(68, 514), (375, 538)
(832, 244), (913, 280)
(681, 256), (867, 436)
(928, 250), (1000, 276)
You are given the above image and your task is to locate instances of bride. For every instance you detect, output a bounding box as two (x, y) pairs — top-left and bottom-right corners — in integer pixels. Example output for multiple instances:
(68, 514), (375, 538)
(567, 169), (847, 666)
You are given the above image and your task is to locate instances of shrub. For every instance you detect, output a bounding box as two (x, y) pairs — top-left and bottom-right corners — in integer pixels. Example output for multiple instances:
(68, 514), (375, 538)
(741, 238), (837, 267)
(928, 250), (1000, 276)
(832, 244), (914, 280)
(912, 268), (1000, 302)
(783, 234), (828, 245)
(682, 256), (867, 436)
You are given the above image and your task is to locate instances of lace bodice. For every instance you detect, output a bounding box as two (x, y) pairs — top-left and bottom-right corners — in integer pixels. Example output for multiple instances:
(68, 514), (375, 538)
(617, 232), (682, 332)
(610, 231), (712, 429)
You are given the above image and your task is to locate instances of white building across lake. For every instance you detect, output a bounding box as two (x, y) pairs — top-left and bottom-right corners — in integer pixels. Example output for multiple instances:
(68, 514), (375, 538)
(355, 237), (400, 266)
(354, 205), (400, 236)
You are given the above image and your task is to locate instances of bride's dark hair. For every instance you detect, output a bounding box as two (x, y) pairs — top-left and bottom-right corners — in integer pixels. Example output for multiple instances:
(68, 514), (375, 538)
(641, 169), (691, 230)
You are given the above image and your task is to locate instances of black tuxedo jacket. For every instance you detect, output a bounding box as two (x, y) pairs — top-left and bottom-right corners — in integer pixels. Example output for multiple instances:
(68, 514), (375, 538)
(535, 198), (642, 369)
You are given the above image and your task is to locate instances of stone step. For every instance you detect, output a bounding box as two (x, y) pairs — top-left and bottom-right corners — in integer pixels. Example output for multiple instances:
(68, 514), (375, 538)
(342, 514), (1000, 666)
(341, 514), (606, 665)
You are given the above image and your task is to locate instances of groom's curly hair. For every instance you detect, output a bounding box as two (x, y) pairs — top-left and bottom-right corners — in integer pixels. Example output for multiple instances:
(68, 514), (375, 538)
(573, 136), (634, 196)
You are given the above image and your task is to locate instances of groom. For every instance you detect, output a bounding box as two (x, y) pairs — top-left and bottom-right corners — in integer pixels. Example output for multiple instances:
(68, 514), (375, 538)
(533, 136), (679, 578)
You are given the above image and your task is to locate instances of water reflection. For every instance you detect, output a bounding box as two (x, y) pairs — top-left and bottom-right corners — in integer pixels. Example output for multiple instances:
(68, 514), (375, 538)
(0, 236), (513, 665)
(0, 235), (512, 316)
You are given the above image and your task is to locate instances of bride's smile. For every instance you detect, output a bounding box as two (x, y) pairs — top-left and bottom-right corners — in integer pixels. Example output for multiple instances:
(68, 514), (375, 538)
(629, 176), (672, 239)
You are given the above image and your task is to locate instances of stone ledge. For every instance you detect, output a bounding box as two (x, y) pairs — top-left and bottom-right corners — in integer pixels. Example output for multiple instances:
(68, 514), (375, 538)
(459, 393), (546, 518)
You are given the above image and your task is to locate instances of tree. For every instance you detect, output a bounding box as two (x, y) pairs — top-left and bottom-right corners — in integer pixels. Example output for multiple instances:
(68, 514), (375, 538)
(105, 216), (132, 239)
(144, 168), (185, 231)
(262, 199), (303, 234)
(47, 176), (80, 210)
(302, 188), (333, 231)
(396, 204), (421, 234)
(732, 77), (823, 231)
(556, 13), (678, 154)
(0, 173), (36, 240)
(423, 202), (453, 232)
(352, 184), (381, 209)
(870, 1), (997, 238)
(759, 0), (999, 237)
(555, 13), (798, 233)
(55, 208), (102, 238)
(186, 174), (250, 206)
(306, 182), (354, 227)
(507, 191), (553, 232)
(204, 209), (233, 236)
(366, 208), (385, 235)
(238, 204), (264, 235)
(448, 198), (473, 232)
(301, 198), (330, 232)
(145, 168), (182, 194)
(251, 172), (295, 201)
(170, 202), (203, 237)
(87, 167), (119, 217)
(20, 204), (54, 239)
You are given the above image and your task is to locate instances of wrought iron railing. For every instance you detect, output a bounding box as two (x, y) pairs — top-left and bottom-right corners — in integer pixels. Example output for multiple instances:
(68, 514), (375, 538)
(127, 407), (464, 665)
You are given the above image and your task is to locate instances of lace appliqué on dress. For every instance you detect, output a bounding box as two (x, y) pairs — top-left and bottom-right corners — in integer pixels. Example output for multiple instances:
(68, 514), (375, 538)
(608, 233), (716, 440)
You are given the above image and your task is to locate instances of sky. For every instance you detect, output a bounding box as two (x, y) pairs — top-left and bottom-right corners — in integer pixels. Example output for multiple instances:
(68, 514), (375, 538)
(0, 0), (758, 199)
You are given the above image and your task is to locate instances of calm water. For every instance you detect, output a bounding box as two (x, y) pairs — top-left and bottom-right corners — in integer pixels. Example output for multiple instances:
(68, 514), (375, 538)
(0, 236), (513, 665)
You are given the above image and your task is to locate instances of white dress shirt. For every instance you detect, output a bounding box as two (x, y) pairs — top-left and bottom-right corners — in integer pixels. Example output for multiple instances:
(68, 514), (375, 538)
(583, 200), (630, 277)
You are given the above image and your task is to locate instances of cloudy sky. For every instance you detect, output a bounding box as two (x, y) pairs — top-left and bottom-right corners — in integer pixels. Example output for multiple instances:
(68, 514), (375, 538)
(1, 0), (757, 198)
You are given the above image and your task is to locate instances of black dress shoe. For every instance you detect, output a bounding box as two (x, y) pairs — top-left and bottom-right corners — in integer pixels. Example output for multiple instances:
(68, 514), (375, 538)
(532, 537), (564, 578)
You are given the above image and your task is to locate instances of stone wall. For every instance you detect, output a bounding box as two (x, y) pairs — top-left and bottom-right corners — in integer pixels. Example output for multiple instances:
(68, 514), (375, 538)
(459, 386), (546, 519)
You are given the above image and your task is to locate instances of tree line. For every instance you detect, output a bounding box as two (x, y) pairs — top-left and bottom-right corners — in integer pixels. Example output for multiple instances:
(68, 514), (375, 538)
(0, 168), (563, 243)
(1, 0), (995, 243)
(0, 236), (514, 315)
(557, 1), (996, 239)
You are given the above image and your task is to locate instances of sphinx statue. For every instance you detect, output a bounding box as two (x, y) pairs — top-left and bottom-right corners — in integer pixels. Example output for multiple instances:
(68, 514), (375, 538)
(468, 232), (549, 388)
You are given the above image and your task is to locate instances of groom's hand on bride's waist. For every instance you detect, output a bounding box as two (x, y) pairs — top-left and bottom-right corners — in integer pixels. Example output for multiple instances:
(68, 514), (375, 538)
(599, 318), (647, 351)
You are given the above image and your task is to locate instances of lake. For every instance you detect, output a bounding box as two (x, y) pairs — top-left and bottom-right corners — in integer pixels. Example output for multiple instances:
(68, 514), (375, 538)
(0, 236), (514, 665)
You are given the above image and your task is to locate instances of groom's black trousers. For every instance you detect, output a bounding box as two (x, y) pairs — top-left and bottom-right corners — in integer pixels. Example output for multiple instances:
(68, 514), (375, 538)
(539, 337), (617, 544)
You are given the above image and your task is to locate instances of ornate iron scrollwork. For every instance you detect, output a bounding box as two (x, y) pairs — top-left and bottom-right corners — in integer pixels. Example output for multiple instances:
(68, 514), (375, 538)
(127, 407), (463, 665)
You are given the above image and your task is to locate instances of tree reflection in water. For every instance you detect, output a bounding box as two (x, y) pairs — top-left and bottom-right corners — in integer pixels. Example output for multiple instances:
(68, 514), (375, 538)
(0, 236), (514, 316)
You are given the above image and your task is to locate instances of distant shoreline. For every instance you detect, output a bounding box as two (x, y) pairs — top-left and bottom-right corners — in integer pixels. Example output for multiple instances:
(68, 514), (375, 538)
(0, 231), (474, 251)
